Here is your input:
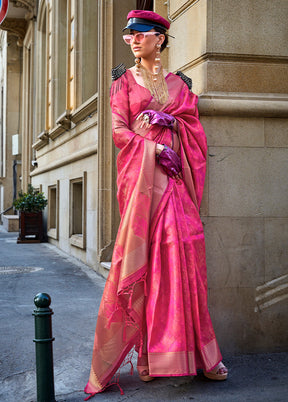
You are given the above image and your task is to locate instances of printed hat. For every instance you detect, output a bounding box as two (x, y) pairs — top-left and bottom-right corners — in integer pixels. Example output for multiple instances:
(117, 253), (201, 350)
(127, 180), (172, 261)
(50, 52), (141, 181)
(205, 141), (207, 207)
(123, 10), (170, 32)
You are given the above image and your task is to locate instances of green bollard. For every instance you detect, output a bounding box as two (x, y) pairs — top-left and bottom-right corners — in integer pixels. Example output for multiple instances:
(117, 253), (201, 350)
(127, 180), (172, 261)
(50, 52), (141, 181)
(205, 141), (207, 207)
(33, 293), (56, 402)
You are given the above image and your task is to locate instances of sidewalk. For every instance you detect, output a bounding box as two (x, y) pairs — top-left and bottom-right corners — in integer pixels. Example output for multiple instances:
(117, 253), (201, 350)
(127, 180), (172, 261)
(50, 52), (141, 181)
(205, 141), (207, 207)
(0, 227), (287, 402)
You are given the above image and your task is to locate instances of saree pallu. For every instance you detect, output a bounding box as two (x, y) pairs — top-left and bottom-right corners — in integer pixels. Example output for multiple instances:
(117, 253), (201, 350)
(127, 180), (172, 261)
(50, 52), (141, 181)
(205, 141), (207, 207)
(85, 70), (222, 398)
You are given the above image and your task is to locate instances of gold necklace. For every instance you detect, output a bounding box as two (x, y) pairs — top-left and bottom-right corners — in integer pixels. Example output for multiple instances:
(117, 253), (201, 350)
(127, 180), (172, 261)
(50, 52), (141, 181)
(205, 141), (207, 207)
(139, 64), (169, 105)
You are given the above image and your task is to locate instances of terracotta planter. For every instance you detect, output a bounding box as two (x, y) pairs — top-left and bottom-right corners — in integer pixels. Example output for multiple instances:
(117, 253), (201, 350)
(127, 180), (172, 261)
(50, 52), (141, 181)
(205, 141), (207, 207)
(17, 211), (44, 243)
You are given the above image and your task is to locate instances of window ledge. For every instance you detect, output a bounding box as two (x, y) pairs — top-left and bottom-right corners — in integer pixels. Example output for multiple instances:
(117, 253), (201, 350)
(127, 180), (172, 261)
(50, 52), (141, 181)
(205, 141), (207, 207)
(70, 93), (98, 124)
(56, 110), (72, 130)
(47, 228), (58, 240)
(70, 234), (85, 249)
(32, 131), (49, 150)
(100, 262), (111, 271)
(49, 124), (65, 140)
(99, 262), (111, 279)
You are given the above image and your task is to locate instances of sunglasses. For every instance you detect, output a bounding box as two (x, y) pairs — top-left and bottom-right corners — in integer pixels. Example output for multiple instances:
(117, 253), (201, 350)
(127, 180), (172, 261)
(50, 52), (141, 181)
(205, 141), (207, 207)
(123, 32), (160, 45)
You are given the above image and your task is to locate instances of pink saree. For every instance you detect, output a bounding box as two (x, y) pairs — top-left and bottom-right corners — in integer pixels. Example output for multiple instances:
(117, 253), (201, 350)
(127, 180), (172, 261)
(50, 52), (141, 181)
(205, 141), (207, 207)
(84, 70), (222, 398)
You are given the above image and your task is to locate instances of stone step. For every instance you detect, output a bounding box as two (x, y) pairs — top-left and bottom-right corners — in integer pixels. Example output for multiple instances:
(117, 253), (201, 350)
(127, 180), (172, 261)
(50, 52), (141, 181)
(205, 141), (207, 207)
(2, 215), (19, 232)
(99, 261), (111, 279)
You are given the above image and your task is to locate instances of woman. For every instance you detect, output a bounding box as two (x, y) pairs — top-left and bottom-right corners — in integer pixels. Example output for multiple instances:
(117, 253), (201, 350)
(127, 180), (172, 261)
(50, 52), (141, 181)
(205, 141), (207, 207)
(85, 10), (228, 399)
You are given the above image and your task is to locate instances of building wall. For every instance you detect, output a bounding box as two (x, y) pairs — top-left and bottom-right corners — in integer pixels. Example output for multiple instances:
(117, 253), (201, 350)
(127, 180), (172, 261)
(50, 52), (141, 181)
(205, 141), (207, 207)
(26, 0), (99, 265)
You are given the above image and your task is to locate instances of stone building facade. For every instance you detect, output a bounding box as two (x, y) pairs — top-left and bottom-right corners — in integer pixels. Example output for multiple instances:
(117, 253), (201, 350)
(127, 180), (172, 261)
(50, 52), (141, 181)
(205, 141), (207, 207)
(0, 0), (287, 353)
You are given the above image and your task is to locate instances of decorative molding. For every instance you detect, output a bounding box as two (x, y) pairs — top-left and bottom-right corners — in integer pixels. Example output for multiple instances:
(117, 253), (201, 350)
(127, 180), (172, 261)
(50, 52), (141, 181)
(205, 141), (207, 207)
(30, 144), (97, 176)
(32, 138), (48, 151)
(10, 0), (35, 10)
(37, 0), (46, 32)
(49, 96), (98, 141)
(70, 93), (98, 125)
(32, 130), (49, 150)
(56, 110), (72, 130)
(176, 53), (288, 73)
(10, 0), (35, 19)
(48, 125), (65, 141)
(37, 130), (49, 141)
(166, 0), (200, 22)
(205, 53), (288, 65)
(198, 92), (288, 117)
(0, 18), (27, 46)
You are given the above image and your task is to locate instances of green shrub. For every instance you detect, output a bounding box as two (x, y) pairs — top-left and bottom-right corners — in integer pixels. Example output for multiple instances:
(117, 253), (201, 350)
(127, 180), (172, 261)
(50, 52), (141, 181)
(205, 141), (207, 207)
(13, 184), (48, 212)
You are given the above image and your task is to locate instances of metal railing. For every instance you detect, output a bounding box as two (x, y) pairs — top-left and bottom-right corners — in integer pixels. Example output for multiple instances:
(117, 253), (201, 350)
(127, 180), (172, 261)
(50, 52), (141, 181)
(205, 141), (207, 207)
(0, 206), (14, 216)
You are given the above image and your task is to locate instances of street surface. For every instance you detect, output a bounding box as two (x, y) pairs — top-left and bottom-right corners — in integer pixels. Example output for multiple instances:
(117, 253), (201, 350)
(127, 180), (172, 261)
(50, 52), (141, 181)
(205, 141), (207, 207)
(0, 228), (287, 402)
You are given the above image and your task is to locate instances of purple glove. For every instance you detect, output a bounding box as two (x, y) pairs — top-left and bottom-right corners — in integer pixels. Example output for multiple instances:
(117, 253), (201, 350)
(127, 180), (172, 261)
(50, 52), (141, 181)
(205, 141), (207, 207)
(157, 145), (182, 178)
(137, 110), (175, 129)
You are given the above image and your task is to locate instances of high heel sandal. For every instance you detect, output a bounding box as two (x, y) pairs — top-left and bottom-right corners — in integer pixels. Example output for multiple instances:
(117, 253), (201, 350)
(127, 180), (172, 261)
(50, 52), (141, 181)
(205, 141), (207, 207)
(137, 367), (155, 382)
(203, 362), (228, 381)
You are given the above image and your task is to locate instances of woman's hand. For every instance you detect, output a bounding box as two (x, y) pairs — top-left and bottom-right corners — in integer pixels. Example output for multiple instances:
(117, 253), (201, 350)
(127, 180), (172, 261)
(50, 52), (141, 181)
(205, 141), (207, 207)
(156, 144), (165, 155)
(137, 110), (176, 130)
(157, 145), (182, 181)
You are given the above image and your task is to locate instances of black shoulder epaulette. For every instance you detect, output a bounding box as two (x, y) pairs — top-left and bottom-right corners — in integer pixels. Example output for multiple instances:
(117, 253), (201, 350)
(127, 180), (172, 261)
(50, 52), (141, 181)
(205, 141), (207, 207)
(111, 64), (126, 81)
(176, 71), (192, 90)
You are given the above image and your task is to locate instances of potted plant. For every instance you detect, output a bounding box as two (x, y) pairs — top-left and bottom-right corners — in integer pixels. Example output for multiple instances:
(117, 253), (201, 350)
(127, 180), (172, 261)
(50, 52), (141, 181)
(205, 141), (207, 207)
(13, 184), (48, 243)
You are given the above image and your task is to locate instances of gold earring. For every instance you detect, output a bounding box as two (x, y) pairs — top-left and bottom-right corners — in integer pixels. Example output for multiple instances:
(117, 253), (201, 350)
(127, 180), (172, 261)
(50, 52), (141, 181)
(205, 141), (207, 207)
(135, 57), (141, 76)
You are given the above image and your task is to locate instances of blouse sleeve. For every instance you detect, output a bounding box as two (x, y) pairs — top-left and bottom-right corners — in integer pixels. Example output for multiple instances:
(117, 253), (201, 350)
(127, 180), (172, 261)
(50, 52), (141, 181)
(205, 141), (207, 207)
(110, 73), (144, 150)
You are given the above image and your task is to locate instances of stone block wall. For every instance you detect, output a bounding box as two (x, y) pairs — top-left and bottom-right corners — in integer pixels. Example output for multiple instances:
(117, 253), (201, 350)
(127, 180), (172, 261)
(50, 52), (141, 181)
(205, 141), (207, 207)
(202, 115), (288, 353)
(166, 0), (288, 352)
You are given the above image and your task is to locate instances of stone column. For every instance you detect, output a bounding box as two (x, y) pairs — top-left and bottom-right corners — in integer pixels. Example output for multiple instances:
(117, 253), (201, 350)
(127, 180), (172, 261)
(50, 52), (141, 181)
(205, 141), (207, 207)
(167, 0), (288, 353)
(0, 30), (22, 209)
(97, 0), (115, 263)
(22, 22), (35, 193)
(97, 0), (136, 265)
(0, 2), (36, 193)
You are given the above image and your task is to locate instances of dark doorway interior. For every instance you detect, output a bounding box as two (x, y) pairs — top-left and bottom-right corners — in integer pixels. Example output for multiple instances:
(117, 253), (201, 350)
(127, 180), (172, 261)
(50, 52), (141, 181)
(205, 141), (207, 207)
(136, 0), (153, 11)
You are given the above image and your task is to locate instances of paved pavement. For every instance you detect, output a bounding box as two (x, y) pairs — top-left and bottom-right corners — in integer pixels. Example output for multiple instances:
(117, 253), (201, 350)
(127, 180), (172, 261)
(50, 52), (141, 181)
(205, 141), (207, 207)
(0, 227), (287, 402)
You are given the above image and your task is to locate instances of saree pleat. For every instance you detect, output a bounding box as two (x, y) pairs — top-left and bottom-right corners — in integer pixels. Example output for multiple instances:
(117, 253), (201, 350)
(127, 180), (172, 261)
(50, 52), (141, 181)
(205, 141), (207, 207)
(146, 180), (221, 377)
(85, 69), (222, 398)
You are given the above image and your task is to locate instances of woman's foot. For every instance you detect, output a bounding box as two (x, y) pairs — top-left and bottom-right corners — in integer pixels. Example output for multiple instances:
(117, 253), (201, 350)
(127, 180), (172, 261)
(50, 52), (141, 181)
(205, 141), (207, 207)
(137, 350), (155, 382)
(203, 362), (228, 381)
(137, 367), (155, 382)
